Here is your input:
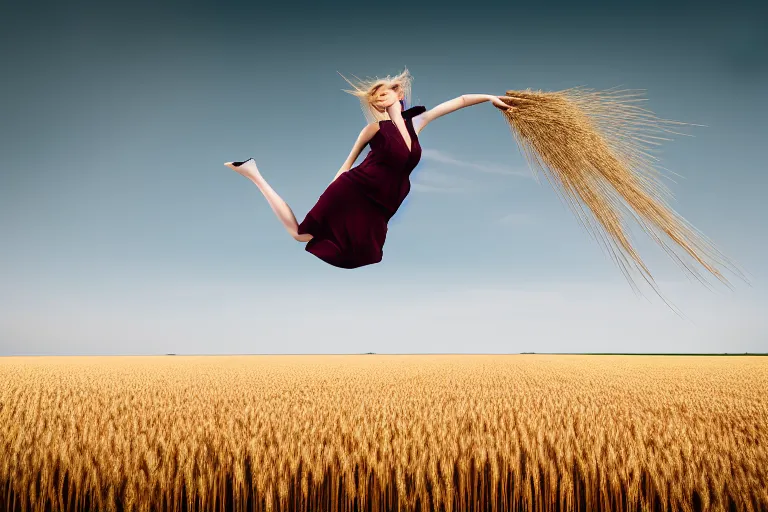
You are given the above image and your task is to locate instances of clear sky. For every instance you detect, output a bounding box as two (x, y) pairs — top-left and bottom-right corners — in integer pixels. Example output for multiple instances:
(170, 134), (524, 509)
(1, 0), (766, 355)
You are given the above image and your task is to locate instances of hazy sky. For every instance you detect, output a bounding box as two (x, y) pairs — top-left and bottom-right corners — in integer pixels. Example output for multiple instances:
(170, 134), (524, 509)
(1, 0), (766, 355)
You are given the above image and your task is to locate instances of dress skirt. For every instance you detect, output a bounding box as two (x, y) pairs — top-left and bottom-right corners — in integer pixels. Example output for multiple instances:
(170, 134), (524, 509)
(297, 174), (389, 269)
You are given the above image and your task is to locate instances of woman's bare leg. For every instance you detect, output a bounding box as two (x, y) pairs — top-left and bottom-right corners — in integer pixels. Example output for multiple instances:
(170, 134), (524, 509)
(225, 159), (313, 242)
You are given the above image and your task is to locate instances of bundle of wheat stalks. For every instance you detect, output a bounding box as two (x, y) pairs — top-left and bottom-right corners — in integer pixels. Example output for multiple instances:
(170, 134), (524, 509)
(498, 88), (748, 308)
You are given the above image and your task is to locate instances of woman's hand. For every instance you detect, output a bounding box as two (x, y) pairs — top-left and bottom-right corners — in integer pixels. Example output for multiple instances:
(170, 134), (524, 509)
(490, 95), (516, 111)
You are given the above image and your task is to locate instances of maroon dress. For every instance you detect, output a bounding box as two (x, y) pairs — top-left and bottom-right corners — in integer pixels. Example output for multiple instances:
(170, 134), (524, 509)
(297, 105), (427, 268)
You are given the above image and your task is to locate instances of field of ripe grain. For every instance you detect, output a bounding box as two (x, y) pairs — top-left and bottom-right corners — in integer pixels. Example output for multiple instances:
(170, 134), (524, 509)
(1, 355), (766, 512)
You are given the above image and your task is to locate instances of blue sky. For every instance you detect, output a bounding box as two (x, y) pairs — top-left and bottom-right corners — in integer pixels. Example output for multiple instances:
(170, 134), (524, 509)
(1, 0), (766, 355)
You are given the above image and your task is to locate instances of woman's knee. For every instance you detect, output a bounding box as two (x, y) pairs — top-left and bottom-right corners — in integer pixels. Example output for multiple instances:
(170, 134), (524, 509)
(293, 233), (313, 243)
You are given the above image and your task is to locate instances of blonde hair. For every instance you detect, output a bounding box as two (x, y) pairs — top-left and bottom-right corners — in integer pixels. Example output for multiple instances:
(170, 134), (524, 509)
(337, 67), (413, 124)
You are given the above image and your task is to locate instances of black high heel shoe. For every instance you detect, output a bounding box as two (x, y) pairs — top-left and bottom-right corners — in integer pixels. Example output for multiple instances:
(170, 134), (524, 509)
(225, 158), (255, 168)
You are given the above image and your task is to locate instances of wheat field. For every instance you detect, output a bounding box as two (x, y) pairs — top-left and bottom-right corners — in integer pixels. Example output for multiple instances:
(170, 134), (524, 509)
(0, 355), (766, 512)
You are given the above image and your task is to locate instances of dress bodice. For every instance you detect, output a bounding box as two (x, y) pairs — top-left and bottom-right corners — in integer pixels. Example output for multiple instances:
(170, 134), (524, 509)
(341, 106), (427, 218)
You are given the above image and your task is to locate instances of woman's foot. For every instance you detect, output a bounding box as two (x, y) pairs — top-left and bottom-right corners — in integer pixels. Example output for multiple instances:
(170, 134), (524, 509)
(224, 158), (259, 180)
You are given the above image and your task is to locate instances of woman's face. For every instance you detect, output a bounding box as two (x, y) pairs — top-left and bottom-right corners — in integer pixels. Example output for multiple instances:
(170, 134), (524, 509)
(371, 84), (404, 112)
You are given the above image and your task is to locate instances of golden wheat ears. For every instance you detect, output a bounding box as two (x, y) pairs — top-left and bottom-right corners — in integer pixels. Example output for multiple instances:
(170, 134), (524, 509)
(498, 87), (750, 304)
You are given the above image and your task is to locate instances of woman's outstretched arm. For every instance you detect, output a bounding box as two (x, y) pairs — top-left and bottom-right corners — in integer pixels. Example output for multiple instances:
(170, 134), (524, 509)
(414, 94), (515, 134)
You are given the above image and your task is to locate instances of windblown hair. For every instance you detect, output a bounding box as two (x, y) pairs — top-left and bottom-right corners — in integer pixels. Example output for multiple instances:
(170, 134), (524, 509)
(499, 88), (749, 314)
(337, 67), (413, 124)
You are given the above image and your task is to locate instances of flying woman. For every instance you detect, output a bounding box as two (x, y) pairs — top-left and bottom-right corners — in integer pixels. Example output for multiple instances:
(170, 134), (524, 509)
(225, 68), (514, 269)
